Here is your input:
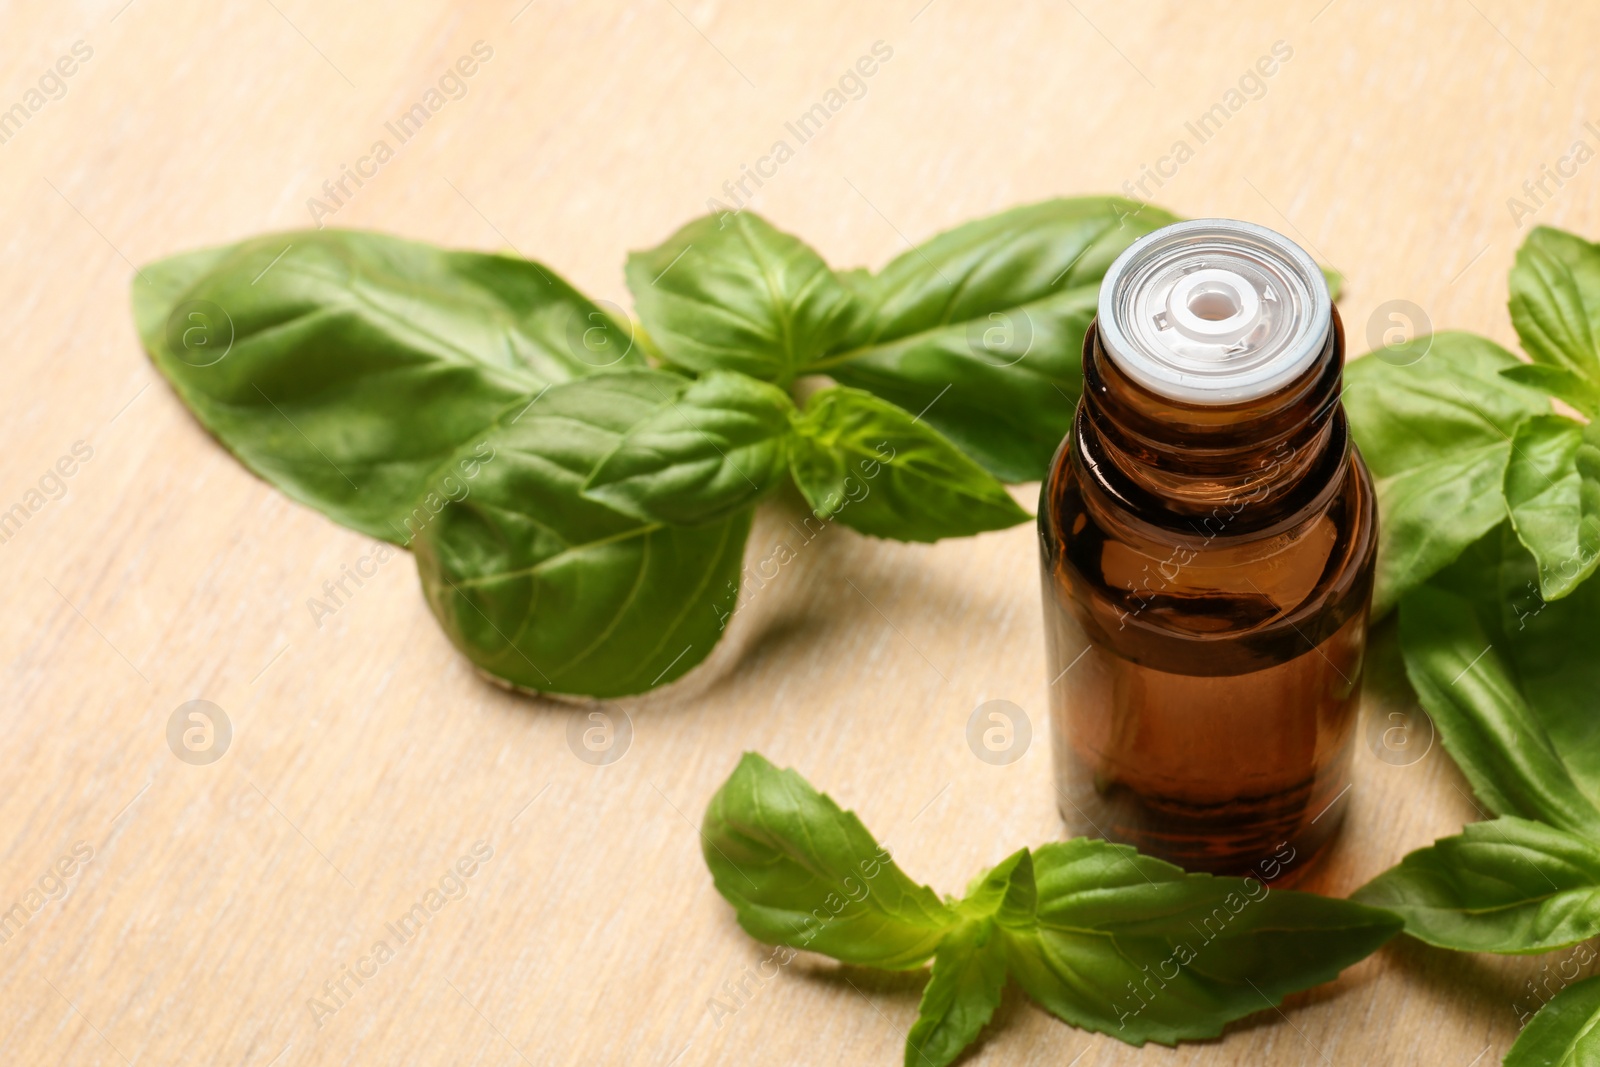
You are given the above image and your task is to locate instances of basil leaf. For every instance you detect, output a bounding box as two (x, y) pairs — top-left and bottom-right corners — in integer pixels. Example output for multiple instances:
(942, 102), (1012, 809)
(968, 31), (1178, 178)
(825, 197), (1181, 483)
(835, 265), (872, 300)
(1004, 839), (1401, 1047)
(1505, 973), (1600, 1067)
(582, 371), (795, 526)
(958, 848), (1038, 927)
(789, 386), (1030, 542)
(1344, 332), (1549, 616)
(1501, 363), (1600, 420)
(133, 230), (640, 542)
(700, 752), (956, 970)
(1353, 816), (1600, 954)
(1504, 414), (1600, 599)
(625, 213), (859, 384)
(412, 371), (749, 698)
(1509, 226), (1600, 383)
(903, 848), (1036, 1066)
(1397, 527), (1600, 833)
(904, 918), (1007, 1067)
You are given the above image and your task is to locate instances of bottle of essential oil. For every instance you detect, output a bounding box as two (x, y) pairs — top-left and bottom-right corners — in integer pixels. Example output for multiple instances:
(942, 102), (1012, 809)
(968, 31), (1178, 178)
(1038, 219), (1375, 881)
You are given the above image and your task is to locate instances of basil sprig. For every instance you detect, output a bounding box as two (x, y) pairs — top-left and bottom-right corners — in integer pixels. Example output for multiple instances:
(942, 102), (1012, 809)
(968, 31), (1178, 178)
(1345, 225), (1600, 1062)
(133, 198), (1173, 696)
(704, 753), (1400, 1064)
(1347, 226), (1600, 613)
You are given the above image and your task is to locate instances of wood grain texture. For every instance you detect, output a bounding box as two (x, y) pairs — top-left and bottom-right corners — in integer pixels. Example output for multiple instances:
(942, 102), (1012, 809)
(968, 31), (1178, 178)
(1, 1), (1596, 1063)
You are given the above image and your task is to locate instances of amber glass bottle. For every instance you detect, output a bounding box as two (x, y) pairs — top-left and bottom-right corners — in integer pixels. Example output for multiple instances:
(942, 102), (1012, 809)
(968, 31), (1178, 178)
(1038, 219), (1375, 882)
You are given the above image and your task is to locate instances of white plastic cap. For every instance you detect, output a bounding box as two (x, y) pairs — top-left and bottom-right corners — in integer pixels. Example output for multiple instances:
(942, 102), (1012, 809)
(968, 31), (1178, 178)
(1096, 219), (1331, 405)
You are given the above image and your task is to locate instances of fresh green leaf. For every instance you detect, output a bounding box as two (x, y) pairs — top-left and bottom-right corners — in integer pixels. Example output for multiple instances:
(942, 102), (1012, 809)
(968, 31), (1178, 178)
(902, 848), (1036, 1066)
(412, 371), (749, 698)
(1004, 839), (1401, 1047)
(1504, 414), (1600, 599)
(1481, 529), (1600, 796)
(835, 265), (873, 300)
(1397, 527), (1600, 833)
(789, 386), (1030, 542)
(839, 198), (1174, 347)
(582, 371), (796, 526)
(1501, 363), (1600, 420)
(1344, 332), (1550, 616)
(1505, 973), (1600, 1067)
(904, 918), (1008, 1067)
(700, 752), (956, 970)
(824, 197), (1181, 482)
(625, 212), (859, 384)
(703, 755), (1401, 1059)
(958, 848), (1037, 928)
(133, 230), (640, 542)
(1353, 816), (1600, 953)
(1509, 226), (1600, 383)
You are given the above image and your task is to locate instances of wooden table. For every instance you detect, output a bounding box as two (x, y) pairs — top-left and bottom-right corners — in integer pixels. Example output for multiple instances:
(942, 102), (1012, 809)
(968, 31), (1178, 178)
(3, 1), (1593, 1063)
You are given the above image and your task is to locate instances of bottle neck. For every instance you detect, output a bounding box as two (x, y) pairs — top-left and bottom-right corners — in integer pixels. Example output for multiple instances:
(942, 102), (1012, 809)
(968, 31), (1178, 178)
(1073, 306), (1348, 538)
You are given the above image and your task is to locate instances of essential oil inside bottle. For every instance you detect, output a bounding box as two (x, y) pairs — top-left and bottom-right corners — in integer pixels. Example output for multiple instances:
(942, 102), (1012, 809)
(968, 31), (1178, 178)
(1038, 219), (1375, 883)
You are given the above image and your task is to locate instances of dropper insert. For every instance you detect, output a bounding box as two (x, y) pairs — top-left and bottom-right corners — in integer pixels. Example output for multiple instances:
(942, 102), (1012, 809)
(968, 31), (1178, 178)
(1097, 218), (1331, 405)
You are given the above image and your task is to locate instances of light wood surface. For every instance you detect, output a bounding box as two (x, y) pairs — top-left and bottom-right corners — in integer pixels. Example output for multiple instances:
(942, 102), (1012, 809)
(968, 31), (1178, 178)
(3, 2), (1597, 1063)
